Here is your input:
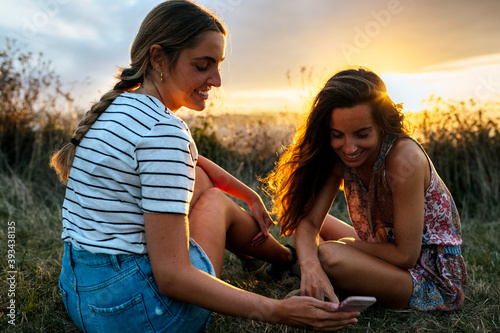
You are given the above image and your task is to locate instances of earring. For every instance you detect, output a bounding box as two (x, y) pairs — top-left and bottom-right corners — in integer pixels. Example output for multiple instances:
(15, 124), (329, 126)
(156, 68), (163, 82)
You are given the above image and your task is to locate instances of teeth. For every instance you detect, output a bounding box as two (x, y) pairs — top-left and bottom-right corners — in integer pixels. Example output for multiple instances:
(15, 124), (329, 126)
(196, 90), (208, 97)
(343, 152), (361, 159)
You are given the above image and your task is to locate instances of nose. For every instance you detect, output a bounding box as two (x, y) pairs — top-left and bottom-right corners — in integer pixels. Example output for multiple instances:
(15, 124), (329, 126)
(208, 69), (222, 88)
(343, 137), (357, 154)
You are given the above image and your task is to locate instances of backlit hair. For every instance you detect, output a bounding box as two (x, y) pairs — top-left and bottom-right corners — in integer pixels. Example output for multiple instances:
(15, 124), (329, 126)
(265, 67), (412, 236)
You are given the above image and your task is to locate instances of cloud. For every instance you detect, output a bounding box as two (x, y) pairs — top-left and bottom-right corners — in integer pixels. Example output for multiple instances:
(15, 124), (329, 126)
(423, 54), (500, 72)
(1, 0), (499, 113)
(382, 53), (500, 111)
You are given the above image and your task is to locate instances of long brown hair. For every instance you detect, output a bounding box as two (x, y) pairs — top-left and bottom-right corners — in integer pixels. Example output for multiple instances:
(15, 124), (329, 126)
(50, 0), (226, 184)
(265, 67), (412, 236)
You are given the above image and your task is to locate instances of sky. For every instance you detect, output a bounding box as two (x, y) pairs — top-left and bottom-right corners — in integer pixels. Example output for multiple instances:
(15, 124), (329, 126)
(1, 0), (500, 114)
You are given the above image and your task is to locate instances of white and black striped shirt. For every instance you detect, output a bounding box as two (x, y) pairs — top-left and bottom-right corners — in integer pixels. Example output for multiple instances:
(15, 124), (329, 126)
(61, 92), (198, 255)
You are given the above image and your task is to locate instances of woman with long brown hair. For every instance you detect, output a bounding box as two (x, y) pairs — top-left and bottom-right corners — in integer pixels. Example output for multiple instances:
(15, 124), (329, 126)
(266, 67), (467, 311)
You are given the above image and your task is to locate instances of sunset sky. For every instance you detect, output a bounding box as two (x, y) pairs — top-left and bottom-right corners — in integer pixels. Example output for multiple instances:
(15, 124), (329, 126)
(2, 0), (500, 114)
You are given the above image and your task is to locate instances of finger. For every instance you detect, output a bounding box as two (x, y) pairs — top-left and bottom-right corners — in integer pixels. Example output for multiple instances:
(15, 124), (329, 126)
(250, 233), (262, 247)
(250, 232), (268, 247)
(315, 319), (358, 332)
(300, 284), (312, 298)
(304, 299), (359, 331)
(255, 233), (269, 246)
(254, 217), (268, 234)
(316, 300), (359, 317)
(259, 216), (271, 234)
(330, 302), (340, 311)
(308, 286), (324, 301)
(252, 239), (264, 247)
(302, 288), (322, 301)
(312, 321), (356, 332)
(317, 290), (326, 302)
(325, 289), (339, 304)
(252, 231), (263, 240)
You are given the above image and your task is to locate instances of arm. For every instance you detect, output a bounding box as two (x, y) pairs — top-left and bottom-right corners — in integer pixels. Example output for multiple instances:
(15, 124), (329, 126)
(197, 155), (272, 245)
(295, 170), (343, 303)
(197, 155), (259, 202)
(341, 140), (427, 269)
(144, 212), (358, 330)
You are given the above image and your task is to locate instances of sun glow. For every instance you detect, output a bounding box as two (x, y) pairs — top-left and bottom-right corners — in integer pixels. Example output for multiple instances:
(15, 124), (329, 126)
(382, 53), (500, 112)
(221, 89), (308, 114)
(381, 73), (437, 112)
(219, 53), (500, 115)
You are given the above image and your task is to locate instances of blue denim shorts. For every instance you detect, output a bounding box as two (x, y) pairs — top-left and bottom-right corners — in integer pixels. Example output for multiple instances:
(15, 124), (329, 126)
(59, 239), (215, 333)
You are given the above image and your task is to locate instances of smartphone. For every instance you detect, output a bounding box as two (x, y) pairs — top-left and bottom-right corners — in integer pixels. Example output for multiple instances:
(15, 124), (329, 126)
(339, 296), (376, 312)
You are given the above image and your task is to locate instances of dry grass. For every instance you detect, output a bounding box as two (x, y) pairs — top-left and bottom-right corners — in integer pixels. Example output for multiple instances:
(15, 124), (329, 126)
(1, 99), (499, 332)
(2, 41), (498, 332)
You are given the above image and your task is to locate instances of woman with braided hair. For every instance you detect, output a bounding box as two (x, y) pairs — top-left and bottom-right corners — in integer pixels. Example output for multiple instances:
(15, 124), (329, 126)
(50, 1), (359, 332)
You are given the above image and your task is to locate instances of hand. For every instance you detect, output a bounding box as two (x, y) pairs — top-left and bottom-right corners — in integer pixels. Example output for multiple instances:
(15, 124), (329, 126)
(300, 265), (339, 303)
(279, 296), (358, 331)
(248, 197), (273, 247)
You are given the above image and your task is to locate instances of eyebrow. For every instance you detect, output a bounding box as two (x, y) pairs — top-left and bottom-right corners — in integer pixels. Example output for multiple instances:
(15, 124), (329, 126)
(331, 126), (374, 133)
(194, 56), (225, 63)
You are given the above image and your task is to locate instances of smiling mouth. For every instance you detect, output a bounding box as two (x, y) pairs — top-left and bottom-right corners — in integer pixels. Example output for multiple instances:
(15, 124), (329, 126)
(195, 89), (209, 99)
(341, 151), (361, 160)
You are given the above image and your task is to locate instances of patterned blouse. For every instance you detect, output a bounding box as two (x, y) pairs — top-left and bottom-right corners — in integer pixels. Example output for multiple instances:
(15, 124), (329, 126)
(342, 135), (467, 311)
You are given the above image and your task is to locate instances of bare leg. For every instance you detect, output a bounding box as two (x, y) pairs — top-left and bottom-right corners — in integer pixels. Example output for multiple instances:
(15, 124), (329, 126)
(189, 166), (214, 214)
(319, 215), (359, 242)
(188, 167), (292, 277)
(318, 241), (413, 308)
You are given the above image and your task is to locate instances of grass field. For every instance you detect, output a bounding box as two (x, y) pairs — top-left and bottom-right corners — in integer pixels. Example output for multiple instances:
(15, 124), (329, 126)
(0, 170), (499, 332)
(1, 99), (499, 332)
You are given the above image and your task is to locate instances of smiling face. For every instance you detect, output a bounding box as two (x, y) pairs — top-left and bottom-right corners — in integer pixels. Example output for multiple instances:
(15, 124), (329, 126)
(163, 31), (226, 111)
(330, 103), (382, 169)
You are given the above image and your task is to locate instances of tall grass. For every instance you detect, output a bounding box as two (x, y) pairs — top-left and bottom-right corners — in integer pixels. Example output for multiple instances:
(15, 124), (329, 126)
(0, 38), (76, 180)
(1, 41), (499, 331)
(408, 97), (500, 219)
(0, 105), (499, 331)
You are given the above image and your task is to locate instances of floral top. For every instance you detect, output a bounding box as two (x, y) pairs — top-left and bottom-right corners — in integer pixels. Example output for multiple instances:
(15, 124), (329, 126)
(343, 135), (462, 247)
(342, 135), (466, 311)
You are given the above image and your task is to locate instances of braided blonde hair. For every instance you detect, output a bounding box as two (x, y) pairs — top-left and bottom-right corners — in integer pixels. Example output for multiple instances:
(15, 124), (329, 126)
(50, 0), (225, 184)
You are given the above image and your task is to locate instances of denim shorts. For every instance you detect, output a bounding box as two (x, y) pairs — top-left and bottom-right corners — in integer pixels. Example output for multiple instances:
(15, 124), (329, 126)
(59, 239), (215, 333)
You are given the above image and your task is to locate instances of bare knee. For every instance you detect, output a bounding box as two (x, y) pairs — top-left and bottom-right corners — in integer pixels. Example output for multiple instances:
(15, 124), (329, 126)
(189, 187), (234, 234)
(192, 187), (225, 211)
(190, 187), (238, 222)
(317, 241), (348, 271)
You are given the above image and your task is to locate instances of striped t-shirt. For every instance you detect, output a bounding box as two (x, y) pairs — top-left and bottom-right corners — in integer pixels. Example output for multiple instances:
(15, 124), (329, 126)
(61, 92), (198, 255)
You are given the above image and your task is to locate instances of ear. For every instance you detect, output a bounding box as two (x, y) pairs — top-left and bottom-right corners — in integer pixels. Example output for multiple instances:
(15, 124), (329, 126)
(149, 44), (168, 72)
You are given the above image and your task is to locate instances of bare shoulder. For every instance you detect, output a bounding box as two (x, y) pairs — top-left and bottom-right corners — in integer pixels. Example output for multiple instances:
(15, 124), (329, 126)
(386, 138), (430, 189)
(386, 138), (428, 169)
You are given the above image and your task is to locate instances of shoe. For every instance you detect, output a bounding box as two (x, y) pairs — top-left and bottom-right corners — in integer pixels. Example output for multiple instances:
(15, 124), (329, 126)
(266, 244), (301, 279)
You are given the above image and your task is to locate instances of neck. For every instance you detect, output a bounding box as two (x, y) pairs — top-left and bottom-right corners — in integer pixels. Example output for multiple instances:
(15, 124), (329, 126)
(357, 161), (372, 179)
(135, 80), (165, 107)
